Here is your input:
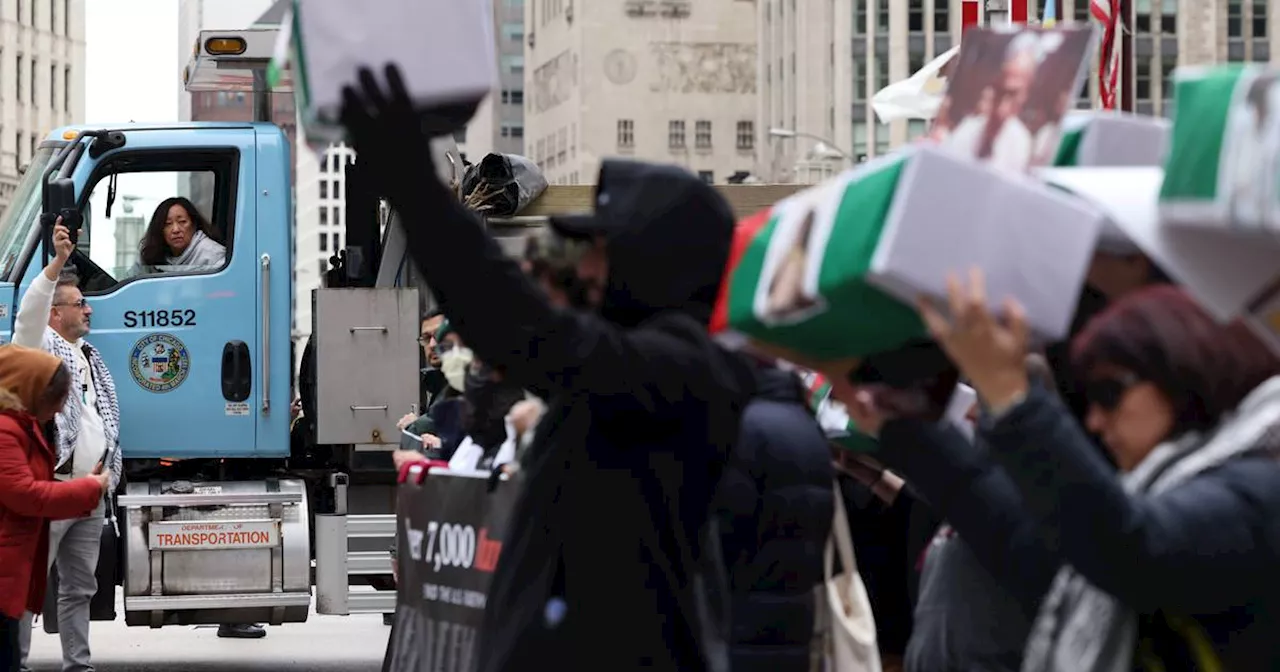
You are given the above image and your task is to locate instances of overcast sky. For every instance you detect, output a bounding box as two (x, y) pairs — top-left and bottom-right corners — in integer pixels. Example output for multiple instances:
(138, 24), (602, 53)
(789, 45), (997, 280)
(85, 0), (179, 124)
(82, 0), (180, 268)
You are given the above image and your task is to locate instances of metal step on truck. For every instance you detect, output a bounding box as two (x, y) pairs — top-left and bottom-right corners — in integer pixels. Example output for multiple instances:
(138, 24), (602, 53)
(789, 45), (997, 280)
(0, 27), (803, 634)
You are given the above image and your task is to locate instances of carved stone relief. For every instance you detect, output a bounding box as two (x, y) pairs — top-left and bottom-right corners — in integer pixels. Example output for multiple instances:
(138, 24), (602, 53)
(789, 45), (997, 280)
(624, 0), (691, 19)
(649, 43), (758, 95)
(604, 49), (638, 85)
(532, 49), (578, 113)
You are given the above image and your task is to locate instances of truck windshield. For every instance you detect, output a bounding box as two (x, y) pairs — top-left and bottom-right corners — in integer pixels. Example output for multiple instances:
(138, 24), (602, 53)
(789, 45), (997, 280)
(0, 147), (56, 282)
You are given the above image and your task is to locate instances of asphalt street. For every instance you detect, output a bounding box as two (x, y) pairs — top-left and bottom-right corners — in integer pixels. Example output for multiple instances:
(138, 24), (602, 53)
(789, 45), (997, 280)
(26, 597), (390, 671)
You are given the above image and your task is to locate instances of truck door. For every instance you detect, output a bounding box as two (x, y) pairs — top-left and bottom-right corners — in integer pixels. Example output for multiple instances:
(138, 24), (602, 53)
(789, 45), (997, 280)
(14, 127), (263, 459)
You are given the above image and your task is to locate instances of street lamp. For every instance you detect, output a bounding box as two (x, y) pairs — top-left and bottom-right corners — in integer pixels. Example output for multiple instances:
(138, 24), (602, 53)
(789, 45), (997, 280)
(768, 127), (854, 163)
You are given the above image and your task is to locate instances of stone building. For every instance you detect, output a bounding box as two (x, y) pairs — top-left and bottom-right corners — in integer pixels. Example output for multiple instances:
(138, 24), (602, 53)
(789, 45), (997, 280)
(523, 0), (759, 186)
(759, 0), (1279, 183)
(0, 0), (85, 219)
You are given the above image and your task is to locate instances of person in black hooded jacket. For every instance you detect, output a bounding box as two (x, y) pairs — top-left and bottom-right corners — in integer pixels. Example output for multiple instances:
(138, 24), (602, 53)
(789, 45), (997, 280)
(342, 68), (755, 671)
(713, 361), (834, 672)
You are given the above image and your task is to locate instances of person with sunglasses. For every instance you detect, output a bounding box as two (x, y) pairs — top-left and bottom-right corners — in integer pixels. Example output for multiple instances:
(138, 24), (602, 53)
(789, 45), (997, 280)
(918, 275), (1280, 672)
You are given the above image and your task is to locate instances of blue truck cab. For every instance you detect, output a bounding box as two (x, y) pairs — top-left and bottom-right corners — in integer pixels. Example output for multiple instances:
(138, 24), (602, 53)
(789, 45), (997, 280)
(0, 123), (294, 460)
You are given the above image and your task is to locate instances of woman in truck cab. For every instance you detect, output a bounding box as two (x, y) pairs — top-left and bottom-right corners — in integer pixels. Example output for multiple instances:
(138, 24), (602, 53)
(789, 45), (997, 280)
(130, 197), (226, 276)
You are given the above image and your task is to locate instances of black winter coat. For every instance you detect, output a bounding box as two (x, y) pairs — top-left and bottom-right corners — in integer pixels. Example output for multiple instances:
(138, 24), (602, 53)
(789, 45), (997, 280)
(714, 366), (833, 672)
(392, 158), (756, 671)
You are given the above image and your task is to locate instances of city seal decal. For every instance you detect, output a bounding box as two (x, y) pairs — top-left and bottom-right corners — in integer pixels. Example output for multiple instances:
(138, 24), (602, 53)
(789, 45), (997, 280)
(130, 333), (191, 393)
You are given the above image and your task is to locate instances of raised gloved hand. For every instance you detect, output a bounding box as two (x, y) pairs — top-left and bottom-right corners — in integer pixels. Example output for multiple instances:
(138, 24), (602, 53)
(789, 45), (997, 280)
(339, 64), (458, 206)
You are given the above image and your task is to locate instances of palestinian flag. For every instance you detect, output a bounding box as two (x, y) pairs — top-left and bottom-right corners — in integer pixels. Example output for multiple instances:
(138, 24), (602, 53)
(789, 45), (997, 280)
(709, 153), (927, 362)
(1159, 63), (1280, 232)
(796, 371), (880, 454)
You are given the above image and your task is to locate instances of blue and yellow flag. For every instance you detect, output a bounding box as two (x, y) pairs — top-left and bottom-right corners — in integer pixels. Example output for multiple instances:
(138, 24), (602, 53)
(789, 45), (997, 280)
(1042, 0), (1058, 27)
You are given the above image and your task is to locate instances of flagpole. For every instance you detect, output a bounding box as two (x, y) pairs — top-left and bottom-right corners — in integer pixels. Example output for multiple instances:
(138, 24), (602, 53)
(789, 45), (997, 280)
(1120, 0), (1134, 112)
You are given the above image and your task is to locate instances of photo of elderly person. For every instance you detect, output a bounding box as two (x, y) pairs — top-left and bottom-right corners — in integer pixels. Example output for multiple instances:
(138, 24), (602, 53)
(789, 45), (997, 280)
(130, 197), (227, 276)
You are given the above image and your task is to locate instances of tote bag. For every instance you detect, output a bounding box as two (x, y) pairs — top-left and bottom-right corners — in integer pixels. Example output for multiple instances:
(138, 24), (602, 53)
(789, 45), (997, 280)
(820, 481), (882, 672)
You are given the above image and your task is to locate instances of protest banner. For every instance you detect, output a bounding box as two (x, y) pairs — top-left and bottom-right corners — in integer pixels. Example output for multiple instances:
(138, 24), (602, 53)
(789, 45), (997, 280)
(385, 470), (520, 672)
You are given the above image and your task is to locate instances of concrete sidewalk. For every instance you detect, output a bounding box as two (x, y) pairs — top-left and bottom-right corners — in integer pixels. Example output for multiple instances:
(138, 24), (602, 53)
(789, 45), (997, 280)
(26, 597), (389, 672)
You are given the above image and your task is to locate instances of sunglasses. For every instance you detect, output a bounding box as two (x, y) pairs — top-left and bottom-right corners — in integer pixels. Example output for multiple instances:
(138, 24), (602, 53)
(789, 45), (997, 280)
(1084, 372), (1141, 412)
(54, 298), (89, 309)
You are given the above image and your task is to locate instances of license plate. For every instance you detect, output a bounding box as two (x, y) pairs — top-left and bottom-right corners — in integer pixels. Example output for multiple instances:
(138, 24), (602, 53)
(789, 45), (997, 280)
(148, 520), (280, 551)
(193, 485), (223, 495)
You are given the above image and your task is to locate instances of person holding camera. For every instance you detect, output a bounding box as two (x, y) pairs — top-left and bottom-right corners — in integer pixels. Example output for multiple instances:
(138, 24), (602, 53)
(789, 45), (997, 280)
(13, 220), (124, 671)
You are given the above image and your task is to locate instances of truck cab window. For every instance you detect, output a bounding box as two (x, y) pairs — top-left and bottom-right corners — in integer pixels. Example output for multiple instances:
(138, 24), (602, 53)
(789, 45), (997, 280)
(76, 152), (237, 292)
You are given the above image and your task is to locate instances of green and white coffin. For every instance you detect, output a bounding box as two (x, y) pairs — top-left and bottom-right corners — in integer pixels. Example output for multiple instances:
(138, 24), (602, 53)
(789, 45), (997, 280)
(1053, 111), (1171, 167)
(712, 147), (1105, 363)
(1043, 166), (1280, 330)
(1158, 64), (1280, 232)
(282, 0), (496, 149)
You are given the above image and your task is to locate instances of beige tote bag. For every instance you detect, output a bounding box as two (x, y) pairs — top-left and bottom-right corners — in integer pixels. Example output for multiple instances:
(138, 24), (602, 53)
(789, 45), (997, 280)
(818, 481), (882, 672)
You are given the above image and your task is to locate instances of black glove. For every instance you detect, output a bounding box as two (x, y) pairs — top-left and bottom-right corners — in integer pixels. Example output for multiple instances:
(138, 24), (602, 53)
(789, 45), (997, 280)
(339, 64), (459, 206)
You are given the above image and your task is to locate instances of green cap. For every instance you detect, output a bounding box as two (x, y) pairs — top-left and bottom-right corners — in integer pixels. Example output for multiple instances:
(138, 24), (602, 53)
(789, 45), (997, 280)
(434, 318), (455, 343)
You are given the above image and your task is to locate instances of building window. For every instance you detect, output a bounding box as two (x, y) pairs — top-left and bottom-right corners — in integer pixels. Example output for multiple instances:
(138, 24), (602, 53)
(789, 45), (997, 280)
(319, 260), (328, 277)
(502, 22), (524, 42)
(854, 0), (867, 34)
(319, 233), (328, 252)
(320, 207), (328, 226)
(333, 207), (341, 227)
(669, 120), (686, 149)
(500, 123), (524, 138)
(909, 52), (924, 77)
(933, 0), (949, 32)
(617, 119), (634, 148)
(854, 58), (867, 100)
(877, 0), (889, 31)
(320, 154), (329, 172)
(1135, 57), (1153, 101)
(49, 63), (55, 108)
(30, 58), (37, 106)
(853, 121), (868, 159)
(320, 181), (328, 199)
(17, 0), (23, 25)
(16, 55), (23, 103)
(63, 0), (68, 35)
(908, 0), (924, 32)
(1228, 0), (1243, 38)
(502, 55), (525, 75)
(1160, 60), (1176, 101)
(332, 180), (339, 197)
(501, 89), (524, 105)
(63, 66), (71, 111)
(334, 233), (341, 252)
(1126, 0), (1151, 32)
(1160, 0), (1176, 33)
(695, 120), (712, 149)
(875, 55), (889, 91)
(736, 121), (754, 150)
(1254, 0), (1268, 37)
(907, 119), (927, 140)
(698, 171), (714, 184)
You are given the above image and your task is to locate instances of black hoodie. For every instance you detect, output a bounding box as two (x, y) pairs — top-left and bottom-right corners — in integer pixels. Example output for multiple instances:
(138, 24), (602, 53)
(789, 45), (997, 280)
(390, 158), (756, 671)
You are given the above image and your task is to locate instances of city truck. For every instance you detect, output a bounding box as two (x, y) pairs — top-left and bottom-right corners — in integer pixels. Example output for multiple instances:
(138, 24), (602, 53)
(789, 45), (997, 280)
(0, 27), (803, 631)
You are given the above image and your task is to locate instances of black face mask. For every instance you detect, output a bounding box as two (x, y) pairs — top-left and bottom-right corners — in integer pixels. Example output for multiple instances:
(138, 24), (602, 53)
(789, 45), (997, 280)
(462, 365), (524, 451)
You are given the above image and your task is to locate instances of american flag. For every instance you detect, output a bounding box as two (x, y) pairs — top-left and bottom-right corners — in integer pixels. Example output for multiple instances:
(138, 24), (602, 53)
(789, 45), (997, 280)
(1091, 0), (1123, 109)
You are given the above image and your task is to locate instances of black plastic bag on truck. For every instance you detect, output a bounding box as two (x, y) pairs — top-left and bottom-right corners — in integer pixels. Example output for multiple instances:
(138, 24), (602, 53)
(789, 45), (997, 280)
(459, 153), (548, 217)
